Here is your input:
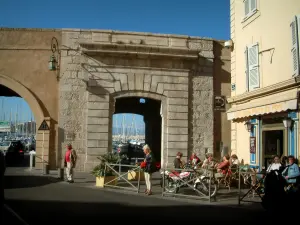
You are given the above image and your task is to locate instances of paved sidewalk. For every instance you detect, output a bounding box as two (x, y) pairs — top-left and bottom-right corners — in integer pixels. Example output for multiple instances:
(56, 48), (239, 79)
(5, 167), (262, 208)
(4, 168), (271, 225)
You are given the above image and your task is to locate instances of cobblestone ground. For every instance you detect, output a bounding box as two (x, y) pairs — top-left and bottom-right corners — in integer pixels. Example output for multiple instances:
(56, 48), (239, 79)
(2, 167), (275, 225)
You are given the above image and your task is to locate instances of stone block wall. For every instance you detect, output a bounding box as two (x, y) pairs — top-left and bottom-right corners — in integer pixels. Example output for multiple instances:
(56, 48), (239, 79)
(59, 29), (215, 171)
(191, 74), (214, 159)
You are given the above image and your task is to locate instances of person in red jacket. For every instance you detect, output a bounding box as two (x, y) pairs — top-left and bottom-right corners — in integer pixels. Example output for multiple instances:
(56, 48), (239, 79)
(64, 143), (77, 183)
(190, 153), (201, 166)
(215, 154), (230, 178)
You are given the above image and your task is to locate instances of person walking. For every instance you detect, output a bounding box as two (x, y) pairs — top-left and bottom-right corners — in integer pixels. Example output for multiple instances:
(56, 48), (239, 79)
(64, 143), (77, 183)
(143, 144), (154, 195)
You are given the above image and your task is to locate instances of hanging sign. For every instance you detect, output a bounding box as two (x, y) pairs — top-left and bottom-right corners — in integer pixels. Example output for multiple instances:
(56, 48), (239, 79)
(250, 137), (256, 154)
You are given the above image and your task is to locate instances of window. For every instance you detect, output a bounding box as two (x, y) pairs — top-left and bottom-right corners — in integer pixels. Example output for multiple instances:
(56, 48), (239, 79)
(290, 16), (300, 76)
(245, 43), (260, 91)
(244, 0), (257, 18)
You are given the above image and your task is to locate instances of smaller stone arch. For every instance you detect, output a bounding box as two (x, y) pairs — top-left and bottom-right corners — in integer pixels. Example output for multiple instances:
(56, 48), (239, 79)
(0, 74), (45, 125)
(110, 90), (168, 165)
(0, 74), (51, 169)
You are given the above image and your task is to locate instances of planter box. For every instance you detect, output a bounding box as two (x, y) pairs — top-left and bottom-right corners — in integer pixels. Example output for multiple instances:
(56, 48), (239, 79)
(96, 176), (117, 187)
(127, 170), (145, 181)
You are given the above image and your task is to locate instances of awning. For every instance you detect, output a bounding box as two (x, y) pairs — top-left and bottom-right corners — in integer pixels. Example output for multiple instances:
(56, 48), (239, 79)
(227, 99), (298, 120)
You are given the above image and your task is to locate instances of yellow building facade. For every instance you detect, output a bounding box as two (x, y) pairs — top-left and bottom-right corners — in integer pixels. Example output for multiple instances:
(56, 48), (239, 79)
(228, 0), (300, 168)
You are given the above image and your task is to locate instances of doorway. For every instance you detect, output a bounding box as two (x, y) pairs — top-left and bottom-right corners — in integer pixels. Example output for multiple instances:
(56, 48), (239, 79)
(113, 97), (162, 160)
(262, 130), (284, 167)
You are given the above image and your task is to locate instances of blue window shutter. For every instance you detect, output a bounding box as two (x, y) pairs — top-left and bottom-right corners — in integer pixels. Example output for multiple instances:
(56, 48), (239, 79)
(244, 0), (250, 16)
(245, 47), (249, 91)
(250, 0), (257, 13)
(247, 43), (259, 91)
(291, 16), (299, 76)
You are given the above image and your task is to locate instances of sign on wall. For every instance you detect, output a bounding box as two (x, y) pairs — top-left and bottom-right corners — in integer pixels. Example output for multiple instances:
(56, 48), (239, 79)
(0, 121), (11, 132)
(38, 120), (50, 131)
(250, 137), (256, 154)
(214, 96), (226, 111)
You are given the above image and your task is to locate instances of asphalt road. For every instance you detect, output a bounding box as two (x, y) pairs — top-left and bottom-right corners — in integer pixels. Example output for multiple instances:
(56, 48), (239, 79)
(2, 171), (278, 225)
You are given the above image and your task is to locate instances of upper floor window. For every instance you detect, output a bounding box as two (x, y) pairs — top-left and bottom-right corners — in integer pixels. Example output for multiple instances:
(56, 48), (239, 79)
(244, 0), (257, 19)
(291, 16), (300, 76)
(245, 43), (260, 91)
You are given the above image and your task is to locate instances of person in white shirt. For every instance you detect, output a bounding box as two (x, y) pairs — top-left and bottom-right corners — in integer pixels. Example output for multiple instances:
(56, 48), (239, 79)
(266, 155), (283, 173)
(230, 154), (240, 166)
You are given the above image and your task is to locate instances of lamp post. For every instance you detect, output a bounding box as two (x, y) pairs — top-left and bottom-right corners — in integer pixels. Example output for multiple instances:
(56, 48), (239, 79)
(283, 117), (293, 155)
(48, 37), (60, 80)
(244, 120), (253, 132)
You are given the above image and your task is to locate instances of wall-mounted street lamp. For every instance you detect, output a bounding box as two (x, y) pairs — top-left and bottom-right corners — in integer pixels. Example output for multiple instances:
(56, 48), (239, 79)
(48, 37), (60, 80)
(49, 54), (57, 71)
(244, 120), (253, 132)
(283, 117), (293, 129)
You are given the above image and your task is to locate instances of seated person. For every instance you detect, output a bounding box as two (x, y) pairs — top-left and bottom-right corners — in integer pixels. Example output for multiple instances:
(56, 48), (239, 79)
(230, 154), (239, 172)
(215, 154), (230, 178)
(190, 153), (201, 166)
(266, 155), (283, 174)
(230, 154), (239, 166)
(202, 153), (215, 169)
(282, 155), (300, 189)
(173, 152), (184, 172)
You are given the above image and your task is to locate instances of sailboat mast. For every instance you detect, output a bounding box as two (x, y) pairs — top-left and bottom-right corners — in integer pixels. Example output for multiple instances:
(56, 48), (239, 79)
(115, 117), (118, 138)
(19, 101), (23, 136)
(30, 112), (33, 137)
(1, 98), (4, 121)
(133, 115), (137, 137)
(122, 114), (125, 142)
(9, 108), (12, 136)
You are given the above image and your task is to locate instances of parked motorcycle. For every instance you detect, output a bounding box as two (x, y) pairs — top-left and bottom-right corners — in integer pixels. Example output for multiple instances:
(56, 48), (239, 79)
(194, 173), (218, 197)
(160, 169), (194, 193)
(160, 163), (218, 197)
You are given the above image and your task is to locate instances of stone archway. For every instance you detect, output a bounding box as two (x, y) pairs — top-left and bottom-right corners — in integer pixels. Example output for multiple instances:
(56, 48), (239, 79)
(0, 74), (45, 125)
(111, 91), (167, 165)
(0, 74), (51, 169)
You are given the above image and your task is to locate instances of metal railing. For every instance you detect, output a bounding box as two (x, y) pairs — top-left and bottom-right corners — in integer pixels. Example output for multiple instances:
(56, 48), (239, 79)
(237, 168), (264, 205)
(101, 161), (142, 193)
(90, 159), (267, 205)
(161, 167), (215, 202)
(117, 157), (144, 180)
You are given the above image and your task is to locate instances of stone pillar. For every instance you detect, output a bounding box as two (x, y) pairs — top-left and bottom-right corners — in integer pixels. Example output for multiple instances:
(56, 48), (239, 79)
(35, 117), (51, 170)
(108, 98), (115, 154)
(86, 89), (112, 172)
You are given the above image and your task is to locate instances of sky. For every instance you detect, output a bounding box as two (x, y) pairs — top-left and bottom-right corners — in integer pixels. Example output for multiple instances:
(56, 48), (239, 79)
(0, 0), (230, 127)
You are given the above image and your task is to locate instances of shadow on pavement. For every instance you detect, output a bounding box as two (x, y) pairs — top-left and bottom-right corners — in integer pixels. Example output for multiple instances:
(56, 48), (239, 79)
(4, 175), (61, 189)
(3, 199), (275, 225)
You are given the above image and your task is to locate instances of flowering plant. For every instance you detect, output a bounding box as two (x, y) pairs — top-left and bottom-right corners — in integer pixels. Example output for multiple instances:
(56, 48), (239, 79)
(140, 161), (147, 169)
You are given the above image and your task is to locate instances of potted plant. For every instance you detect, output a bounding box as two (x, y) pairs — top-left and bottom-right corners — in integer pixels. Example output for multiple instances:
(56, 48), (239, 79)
(91, 153), (119, 187)
(128, 161), (146, 181)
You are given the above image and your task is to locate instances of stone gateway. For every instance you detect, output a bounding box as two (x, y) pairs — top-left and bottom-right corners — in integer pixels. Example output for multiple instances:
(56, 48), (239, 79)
(0, 28), (231, 171)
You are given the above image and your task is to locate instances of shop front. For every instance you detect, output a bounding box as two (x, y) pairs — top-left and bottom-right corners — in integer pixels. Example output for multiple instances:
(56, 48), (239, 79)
(227, 91), (299, 170)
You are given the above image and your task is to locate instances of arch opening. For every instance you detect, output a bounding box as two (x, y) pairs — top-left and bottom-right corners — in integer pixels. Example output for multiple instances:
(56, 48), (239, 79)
(113, 96), (162, 161)
(0, 74), (49, 169)
(0, 85), (37, 167)
(0, 74), (45, 125)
